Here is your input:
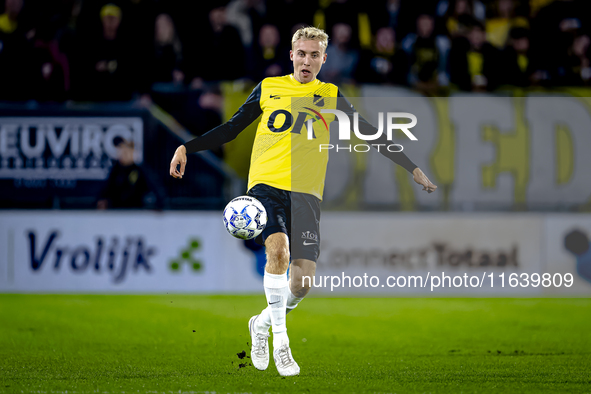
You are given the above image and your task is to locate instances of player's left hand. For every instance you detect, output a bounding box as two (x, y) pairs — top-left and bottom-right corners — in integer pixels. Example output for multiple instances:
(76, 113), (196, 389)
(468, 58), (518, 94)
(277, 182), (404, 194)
(412, 168), (437, 193)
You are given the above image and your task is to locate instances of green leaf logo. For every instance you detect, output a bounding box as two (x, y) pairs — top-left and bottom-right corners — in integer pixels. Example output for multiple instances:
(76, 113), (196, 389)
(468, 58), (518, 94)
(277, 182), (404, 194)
(169, 238), (202, 272)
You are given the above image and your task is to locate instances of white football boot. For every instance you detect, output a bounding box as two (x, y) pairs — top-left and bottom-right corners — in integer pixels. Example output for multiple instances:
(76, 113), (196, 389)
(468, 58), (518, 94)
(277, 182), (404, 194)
(273, 344), (300, 376)
(248, 315), (270, 370)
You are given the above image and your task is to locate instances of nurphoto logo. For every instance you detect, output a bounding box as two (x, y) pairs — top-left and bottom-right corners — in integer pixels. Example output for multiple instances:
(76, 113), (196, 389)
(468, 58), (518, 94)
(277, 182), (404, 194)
(316, 110), (417, 153)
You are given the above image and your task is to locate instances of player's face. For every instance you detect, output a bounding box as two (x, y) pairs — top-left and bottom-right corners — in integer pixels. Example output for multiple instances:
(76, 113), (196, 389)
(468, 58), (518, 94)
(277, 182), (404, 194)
(290, 39), (327, 84)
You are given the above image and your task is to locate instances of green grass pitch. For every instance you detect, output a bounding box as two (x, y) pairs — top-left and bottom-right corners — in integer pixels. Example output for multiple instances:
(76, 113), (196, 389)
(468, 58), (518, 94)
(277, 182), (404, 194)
(1, 295), (590, 393)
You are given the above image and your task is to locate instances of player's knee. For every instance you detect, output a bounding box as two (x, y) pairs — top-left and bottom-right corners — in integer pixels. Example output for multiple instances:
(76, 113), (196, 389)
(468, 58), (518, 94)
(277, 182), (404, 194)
(291, 276), (312, 298)
(265, 247), (289, 274)
(266, 247), (289, 265)
(290, 260), (316, 297)
(264, 233), (290, 274)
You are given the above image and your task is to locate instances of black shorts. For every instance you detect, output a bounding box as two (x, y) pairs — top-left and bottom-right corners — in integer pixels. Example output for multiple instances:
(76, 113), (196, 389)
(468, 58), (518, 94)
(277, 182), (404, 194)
(247, 183), (321, 262)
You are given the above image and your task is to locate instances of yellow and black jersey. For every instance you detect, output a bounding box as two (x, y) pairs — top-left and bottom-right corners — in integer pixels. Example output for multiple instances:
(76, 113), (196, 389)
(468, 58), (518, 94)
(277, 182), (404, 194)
(184, 74), (417, 200)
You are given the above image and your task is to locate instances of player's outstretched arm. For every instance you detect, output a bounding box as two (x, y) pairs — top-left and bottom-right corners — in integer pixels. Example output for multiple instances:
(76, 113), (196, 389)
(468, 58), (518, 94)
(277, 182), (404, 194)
(336, 90), (437, 194)
(169, 82), (263, 179)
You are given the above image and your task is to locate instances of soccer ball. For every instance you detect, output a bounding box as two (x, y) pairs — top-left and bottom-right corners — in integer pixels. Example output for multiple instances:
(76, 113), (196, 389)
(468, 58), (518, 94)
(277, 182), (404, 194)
(223, 196), (267, 240)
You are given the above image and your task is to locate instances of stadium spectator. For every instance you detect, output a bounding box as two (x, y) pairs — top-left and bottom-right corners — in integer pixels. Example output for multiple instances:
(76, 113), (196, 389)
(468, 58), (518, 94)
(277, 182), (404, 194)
(97, 137), (163, 209)
(560, 32), (591, 86)
(449, 19), (500, 91)
(532, 0), (588, 39)
(436, 0), (486, 37)
(186, 6), (245, 86)
(321, 23), (359, 85)
(54, 0), (82, 60)
(2, 0), (591, 102)
(386, 0), (402, 33)
(356, 26), (408, 85)
(402, 13), (451, 91)
(55, 0), (89, 102)
(360, 1), (405, 42)
(392, 0), (440, 40)
(151, 13), (184, 86)
(225, 0), (266, 49)
(532, 0), (590, 85)
(0, 0), (35, 101)
(29, 22), (70, 102)
(499, 27), (536, 87)
(485, 0), (529, 49)
(75, 4), (135, 101)
(0, 0), (22, 34)
(320, 0), (373, 50)
(529, 0), (555, 17)
(250, 24), (289, 80)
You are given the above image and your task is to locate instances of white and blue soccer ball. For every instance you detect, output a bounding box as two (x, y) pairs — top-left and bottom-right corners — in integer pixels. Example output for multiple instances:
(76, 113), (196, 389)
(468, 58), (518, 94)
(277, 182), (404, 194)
(223, 196), (267, 240)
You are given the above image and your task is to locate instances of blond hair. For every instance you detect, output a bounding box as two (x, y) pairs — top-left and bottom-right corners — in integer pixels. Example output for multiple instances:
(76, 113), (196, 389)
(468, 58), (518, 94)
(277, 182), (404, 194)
(291, 26), (329, 51)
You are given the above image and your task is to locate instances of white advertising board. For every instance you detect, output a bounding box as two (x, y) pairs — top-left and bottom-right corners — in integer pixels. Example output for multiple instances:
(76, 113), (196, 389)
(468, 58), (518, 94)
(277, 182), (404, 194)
(316, 213), (546, 294)
(0, 117), (143, 180)
(1, 211), (589, 295)
(0, 211), (263, 293)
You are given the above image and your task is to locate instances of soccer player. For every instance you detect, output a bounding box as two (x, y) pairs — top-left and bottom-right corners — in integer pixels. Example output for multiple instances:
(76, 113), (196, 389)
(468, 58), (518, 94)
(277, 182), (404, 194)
(170, 27), (437, 376)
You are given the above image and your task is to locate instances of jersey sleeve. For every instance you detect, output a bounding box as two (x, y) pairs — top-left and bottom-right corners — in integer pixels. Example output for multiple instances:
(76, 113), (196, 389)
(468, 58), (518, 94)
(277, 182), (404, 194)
(183, 83), (263, 154)
(336, 89), (418, 174)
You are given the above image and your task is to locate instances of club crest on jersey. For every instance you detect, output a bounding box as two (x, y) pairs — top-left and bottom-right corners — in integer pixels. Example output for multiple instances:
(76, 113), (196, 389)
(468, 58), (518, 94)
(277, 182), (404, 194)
(313, 94), (325, 107)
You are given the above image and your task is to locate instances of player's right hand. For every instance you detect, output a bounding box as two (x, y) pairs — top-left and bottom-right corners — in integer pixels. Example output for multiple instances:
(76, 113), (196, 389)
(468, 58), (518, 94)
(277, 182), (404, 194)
(170, 145), (187, 179)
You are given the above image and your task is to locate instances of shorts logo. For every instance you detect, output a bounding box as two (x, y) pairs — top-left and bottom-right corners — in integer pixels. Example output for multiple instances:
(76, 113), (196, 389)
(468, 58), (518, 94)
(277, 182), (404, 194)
(301, 231), (318, 245)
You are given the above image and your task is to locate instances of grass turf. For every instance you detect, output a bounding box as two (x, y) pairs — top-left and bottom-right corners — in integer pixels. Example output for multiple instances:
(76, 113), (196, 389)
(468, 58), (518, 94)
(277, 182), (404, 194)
(0, 295), (590, 393)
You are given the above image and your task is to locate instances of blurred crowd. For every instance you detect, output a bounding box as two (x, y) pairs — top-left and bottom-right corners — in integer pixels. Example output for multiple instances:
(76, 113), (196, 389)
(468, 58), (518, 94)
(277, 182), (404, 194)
(0, 0), (590, 103)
